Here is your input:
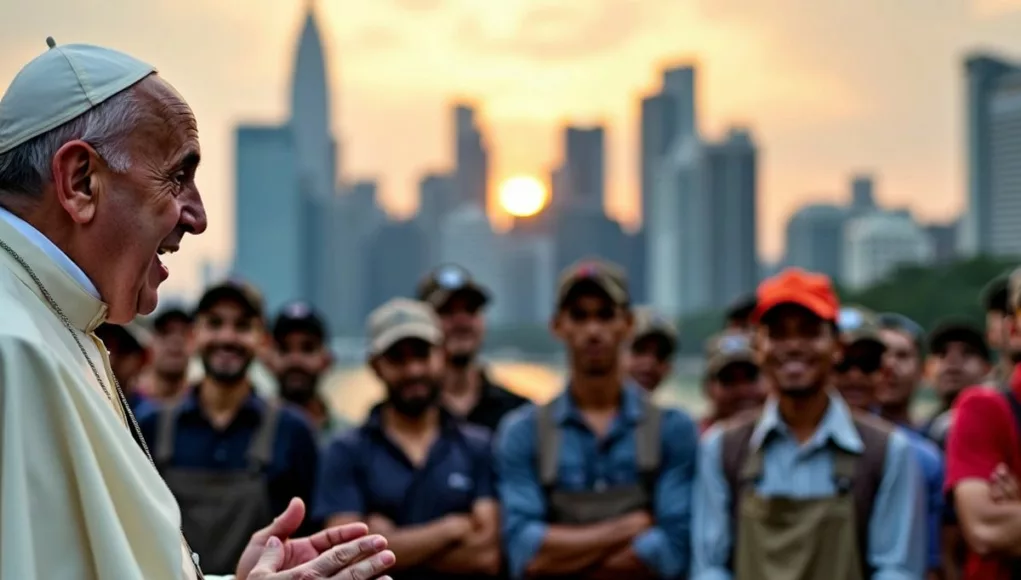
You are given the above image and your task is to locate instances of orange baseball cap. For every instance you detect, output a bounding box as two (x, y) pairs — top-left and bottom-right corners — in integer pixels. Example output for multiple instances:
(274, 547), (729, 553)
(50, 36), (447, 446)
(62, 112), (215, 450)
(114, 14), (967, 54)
(752, 268), (840, 324)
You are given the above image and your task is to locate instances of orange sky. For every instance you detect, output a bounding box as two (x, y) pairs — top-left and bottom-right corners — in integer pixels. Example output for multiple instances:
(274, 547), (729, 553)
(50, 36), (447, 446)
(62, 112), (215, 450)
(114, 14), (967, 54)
(5, 0), (1021, 296)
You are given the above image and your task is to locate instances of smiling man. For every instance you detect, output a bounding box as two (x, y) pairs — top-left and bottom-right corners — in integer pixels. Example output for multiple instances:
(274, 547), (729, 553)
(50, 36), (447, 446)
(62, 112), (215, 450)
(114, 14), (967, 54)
(692, 269), (925, 580)
(0, 40), (393, 580)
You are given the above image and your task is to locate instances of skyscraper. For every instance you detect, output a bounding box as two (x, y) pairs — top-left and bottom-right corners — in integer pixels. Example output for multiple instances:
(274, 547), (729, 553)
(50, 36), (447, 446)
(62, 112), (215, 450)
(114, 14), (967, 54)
(961, 54), (1019, 257)
(454, 104), (488, 208)
(563, 125), (606, 209)
(290, 3), (337, 199)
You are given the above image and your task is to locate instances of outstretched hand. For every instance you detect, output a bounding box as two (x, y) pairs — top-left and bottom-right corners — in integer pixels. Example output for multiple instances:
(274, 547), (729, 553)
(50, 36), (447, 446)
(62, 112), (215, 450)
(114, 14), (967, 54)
(236, 498), (396, 580)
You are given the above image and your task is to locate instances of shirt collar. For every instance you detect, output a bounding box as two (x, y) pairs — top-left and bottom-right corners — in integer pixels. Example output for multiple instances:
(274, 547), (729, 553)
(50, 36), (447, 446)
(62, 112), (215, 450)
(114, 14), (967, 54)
(750, 390), (864, 454)
(364, 402), (459, 435)
(0, 207), (107, 331)
(0, 206), (100, 299)
(550, 382), (646, 425)
(180, 384), (264, 421)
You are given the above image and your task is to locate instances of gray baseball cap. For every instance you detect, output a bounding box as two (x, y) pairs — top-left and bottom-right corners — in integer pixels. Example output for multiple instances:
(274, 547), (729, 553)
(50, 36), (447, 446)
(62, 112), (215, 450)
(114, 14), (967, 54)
(366, 298), (442, 356)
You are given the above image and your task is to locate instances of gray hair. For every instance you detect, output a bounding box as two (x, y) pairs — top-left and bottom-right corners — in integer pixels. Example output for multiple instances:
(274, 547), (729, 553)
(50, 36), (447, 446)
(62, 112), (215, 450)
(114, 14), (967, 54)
(0, 85), (143, 197)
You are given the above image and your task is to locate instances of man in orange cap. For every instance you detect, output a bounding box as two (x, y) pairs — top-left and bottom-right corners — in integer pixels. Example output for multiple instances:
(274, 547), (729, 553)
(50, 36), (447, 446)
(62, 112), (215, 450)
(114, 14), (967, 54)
(691, 268), (925, 580)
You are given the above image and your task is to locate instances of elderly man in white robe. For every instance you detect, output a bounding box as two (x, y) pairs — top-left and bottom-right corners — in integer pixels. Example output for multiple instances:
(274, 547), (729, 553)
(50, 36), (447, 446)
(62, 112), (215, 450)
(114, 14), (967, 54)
(0, 39), (395, 580)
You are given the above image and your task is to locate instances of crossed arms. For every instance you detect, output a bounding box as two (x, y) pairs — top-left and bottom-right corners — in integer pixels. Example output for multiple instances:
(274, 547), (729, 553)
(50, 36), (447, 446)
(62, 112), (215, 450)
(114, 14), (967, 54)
(494, 408), (696, 579)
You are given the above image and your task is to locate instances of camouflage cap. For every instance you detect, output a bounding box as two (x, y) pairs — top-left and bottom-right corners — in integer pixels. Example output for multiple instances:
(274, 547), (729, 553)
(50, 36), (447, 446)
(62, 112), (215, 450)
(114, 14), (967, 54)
(704, 332), (757, 377)
(556, 258), (629, 308)
(1010, 267), (1021, 312)
(631, 306), (679, 351)
(416, 263), (490, 310)
(366, 298), (442, 356)
(836, 305), (885, 349)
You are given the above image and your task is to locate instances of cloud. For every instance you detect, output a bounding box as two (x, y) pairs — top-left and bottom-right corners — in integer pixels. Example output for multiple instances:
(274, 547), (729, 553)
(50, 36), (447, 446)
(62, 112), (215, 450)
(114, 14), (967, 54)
(456, 0), (648, 62)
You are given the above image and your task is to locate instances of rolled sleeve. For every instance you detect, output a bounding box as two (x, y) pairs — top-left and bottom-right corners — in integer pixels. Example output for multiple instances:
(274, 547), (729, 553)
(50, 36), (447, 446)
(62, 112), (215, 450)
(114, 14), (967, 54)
(312, 434), (365, 522)
(493, 406), (548, 579)
(631, 409), (697, 579)
(690, 426), (734, 580)
(868, 429), (927, 580)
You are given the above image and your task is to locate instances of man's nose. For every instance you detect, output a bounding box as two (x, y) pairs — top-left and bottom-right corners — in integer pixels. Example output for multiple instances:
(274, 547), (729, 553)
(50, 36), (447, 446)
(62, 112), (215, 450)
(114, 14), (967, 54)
(180, 188), (208, 235)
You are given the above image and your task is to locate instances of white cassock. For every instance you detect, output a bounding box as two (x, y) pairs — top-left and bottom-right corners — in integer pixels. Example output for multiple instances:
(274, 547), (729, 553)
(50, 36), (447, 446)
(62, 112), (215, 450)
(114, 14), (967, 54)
(0, 209), (231, 579)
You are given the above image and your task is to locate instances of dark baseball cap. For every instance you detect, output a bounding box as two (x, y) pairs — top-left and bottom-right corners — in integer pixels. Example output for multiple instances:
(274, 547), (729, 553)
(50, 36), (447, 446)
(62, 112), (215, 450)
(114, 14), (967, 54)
(195, 278), (264, 320)
(556, 258), (630, 308)
(96, 319), (152, 353)
(982, 274), (1009, 313)
(726, 293), (757, 324)
(631, 306), (679, 353)
(152, 302), (193, 331)
(416, 264), (490, 310)
(928, 319), (990, 362)
(273, 301), (327, 343)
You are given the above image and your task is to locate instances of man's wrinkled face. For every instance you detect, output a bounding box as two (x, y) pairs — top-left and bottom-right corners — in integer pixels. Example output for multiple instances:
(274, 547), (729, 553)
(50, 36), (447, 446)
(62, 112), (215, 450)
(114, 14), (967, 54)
(195, 299), (261, 385)
(708, 362), (767, 420)
(932, 341), (990, 402)
(76, 77), (207, 322)
(878, 328), (921, 407)
(152, 317), (194, 378)
(436, 293), (485, 368)
(552, 287), (632, 377)
(627, 335), (673, 391)
(756, 305), (839, 398)
(835, 341), (885, 411)
(373, 338), (444, 418)
(274, 330), (331, 405)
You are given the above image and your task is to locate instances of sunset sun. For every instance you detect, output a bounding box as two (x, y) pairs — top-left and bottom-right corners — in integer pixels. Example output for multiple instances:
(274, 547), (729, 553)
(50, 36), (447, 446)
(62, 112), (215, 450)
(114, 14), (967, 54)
(498, 176), (548, 217)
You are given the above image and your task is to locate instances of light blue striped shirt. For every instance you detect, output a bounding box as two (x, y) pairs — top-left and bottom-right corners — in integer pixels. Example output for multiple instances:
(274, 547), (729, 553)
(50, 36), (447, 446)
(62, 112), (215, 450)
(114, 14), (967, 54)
(691, 393), (926, 580)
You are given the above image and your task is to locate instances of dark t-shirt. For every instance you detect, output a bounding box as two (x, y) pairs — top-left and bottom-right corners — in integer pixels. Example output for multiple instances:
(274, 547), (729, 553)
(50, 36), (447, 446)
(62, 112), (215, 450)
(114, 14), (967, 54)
(462, 371), (529, 433)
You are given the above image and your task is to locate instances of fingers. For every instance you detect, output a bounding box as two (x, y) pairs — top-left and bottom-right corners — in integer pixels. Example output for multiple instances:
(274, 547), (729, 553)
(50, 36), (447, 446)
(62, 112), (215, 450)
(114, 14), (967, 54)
(251, 498), (306, 546)
(249, 536), (285, 575)
(293, 534), (393, 579)
(306, 522), (370, 554)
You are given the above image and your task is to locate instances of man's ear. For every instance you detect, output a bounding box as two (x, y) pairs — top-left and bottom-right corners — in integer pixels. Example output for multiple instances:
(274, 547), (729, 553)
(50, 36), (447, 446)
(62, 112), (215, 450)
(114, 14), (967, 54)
(549, 312), (563, 340)
(52, 140), (104, 224)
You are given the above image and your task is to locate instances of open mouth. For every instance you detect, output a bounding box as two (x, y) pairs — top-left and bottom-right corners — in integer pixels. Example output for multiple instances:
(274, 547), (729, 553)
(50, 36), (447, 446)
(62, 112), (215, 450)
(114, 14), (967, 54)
(154, 241), (181, 280)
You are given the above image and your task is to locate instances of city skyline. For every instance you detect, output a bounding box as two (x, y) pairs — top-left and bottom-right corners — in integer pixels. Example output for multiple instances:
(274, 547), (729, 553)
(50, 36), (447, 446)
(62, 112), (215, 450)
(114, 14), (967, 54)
(5, 0), (1021, 295)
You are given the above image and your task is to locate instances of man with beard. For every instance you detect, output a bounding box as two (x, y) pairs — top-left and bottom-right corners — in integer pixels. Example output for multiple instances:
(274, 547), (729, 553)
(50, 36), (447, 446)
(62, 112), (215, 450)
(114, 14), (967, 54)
(626, 306), (679, 393)
(417, 264), (528, 431)
(271, 301), (350, 442)
(496, 259), (697, 579)
(836, 306), (946, 580)
(139, 303), (195, 403)
(698, 332), (767, 434)
(692, 268), (925, 580)
(315, 298), (502, 579)
(138, 280), (321, 575)
(923, 320), (992, 450)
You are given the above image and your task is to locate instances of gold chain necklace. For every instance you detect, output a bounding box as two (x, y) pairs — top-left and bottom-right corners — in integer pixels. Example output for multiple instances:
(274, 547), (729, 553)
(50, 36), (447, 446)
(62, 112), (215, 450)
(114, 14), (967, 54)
(0, 238), (205, 580)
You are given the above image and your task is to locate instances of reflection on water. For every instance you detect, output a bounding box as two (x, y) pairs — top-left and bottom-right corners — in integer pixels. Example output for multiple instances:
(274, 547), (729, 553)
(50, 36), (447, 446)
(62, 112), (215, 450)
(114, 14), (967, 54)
(320, 360), (708, 423)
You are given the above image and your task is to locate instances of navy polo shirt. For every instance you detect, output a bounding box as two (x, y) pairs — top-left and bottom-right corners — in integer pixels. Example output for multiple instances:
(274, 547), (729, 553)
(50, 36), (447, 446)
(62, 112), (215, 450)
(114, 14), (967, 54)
(136, 388), (320, 531)
(314, 405), (495, 577)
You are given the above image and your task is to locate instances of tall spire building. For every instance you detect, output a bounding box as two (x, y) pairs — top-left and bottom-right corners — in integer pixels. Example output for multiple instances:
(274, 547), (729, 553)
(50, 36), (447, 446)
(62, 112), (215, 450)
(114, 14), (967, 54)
(290, 2), (337, 199)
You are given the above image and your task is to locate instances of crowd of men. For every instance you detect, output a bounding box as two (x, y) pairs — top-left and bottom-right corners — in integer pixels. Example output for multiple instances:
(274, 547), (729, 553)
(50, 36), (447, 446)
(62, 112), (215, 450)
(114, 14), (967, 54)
(98, 254), (1021, 580)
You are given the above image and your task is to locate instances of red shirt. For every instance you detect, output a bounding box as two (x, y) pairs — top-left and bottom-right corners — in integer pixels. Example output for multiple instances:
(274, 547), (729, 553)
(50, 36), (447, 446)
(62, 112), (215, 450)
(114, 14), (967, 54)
(945, 368), (1021, 580)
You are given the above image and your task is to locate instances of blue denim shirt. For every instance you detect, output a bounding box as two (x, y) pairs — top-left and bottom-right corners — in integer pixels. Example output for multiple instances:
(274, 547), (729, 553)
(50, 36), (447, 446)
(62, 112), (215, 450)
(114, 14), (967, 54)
(691, 394), (926, 580)
(899, 424), (945, 571)
(494, 384), (698, 579)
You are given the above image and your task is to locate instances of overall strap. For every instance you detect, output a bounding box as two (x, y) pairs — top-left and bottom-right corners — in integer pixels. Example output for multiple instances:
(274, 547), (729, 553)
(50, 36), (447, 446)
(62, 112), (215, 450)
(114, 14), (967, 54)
(536, 402), (561, 490)
(721, 413), (759, 497)
(830, 446), (857, 494)
(246, 401), (282, 471)
(635, 396), (662, 491)
(155, 400), (183, 467)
